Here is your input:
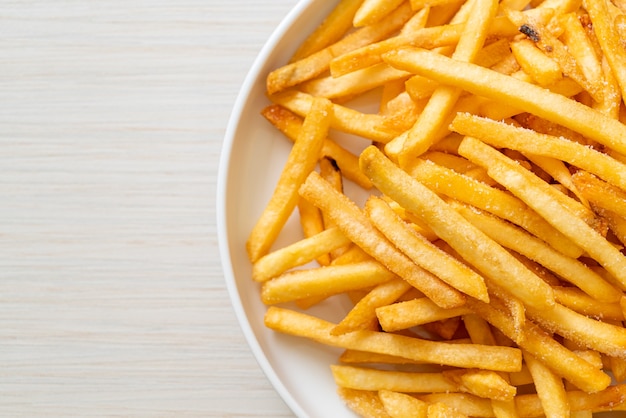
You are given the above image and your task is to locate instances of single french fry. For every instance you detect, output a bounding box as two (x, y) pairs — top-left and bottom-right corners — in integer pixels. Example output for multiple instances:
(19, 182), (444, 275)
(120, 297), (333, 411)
(252, 227), (351, 282)
(511, 38), (563, 87)
(583, 0), (626, 102)
(265, 307), (523, 371)
(416, 393), (492, 417)
(338, 387), (393, 418)
(302, 63), (410, 100)
(443, 369), (516, 401)
(572, 170), (626, 217)
(523, 351), (570, 417)
(378, 390), (428, 418)
(382, 47), (626, 155)
(299, 171), (466, 308)
(359, 145), (556, 310)
(376, 297), (472, 332)
(554, 286), (625, 321)
(332, 365), (459, 393)
(527, 302), (626, 358)
(261, 260), (395, 305)
(332, 278), (412, 335)
(458, 136), (626, 289)
(354, 0), (406, 27)
(247, 97), (333, 262)
(289, 0), (364, 62)
(427, 401), (470, 418)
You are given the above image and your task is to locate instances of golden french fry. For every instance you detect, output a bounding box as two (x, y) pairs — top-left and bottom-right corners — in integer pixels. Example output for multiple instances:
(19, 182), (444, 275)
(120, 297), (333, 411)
(331, 364), (459, 393)
(457, 136), (626, 289)
(523, 351), (570, 417)
(382, 47), (626, 155)
(509, 38), (562, 86)
(450, 112), (626, 192)
(252, 227), (349, 282)
(299, 171), (466, 308)
(366, 196), (489, 301)
(526, 302), (626, 358)
(359, 145), (556, 311)
(261, 104), (373, 189)
(289, 0), (364, 62)
(270, 90), (400, 143)
(452, 203), (621, 302)
(267, 2), (414, 94)
(265, 306), (523, 371)
(332, 278), (412, 335)
(376, 297), (472, 332)
(394, 0), (499, 165)
(443, 369), (516, 401)
(246, 97), (333, 262)
(354, 0), (406, 27)
(378, 390), (428, 418)
(261, 260), (395, 305)
(572, 170), (626, 218)
(338, 387), (392, 418)
(408, 158), (583, 258)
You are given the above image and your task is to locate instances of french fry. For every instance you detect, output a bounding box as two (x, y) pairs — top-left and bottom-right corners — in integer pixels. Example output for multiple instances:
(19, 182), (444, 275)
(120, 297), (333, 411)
(458, 136), (626, 289)
(408, 158), (583, 258)
(526, 302), (626, 358)
(572, 170), (626, 218)
(338, 387), (393, 418)
(359, 145), (556, 311)
(289, 0), (364, 62)
(450, 112), (626, 192)
(261, 104), (373, 189)
(252, 227), (350, 282)
(378, 390), (428, 418)
(265, 306), (523, 371)
(270, 90), (400, 143)
(261, 260), (395, 305)
(452, 203), (621, 302)
(246, 97), (333, 262)
(376, 297), (472, 332)
(299, 171), (466, 308)
(366, 196), (489, 301)
(394, 0), (500, 166)
(332, 278), (412, 335)
(331, 365), (459, 393)
(583, 0), (626, 101)
(354, 0), (406, 27)
(522, 351), (570, 418)
(249, 0), (626, 415)
(382, 47), (626, 155)
(509, 38), (562, 87)
(267, 1), (414, 94)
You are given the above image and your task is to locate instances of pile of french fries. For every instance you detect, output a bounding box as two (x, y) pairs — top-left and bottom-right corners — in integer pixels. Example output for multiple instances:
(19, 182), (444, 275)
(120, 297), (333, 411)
(246, 0), (626, 415)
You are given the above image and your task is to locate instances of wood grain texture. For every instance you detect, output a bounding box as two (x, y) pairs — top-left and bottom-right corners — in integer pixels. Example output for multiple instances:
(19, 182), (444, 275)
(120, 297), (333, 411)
(0, 1), (297, 416)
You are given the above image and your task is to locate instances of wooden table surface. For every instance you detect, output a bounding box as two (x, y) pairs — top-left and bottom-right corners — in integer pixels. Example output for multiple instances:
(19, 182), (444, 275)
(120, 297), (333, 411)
(0, 1), (298, 416)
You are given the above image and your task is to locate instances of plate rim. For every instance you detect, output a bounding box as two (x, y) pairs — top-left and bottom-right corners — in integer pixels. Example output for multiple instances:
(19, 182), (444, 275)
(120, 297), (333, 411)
(216, 1), (318, 417)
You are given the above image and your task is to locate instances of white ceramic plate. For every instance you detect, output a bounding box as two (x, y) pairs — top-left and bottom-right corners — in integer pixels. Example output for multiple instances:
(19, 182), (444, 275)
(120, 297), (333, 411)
(217, 0), (358, 416)
(217, 1), (626, 417)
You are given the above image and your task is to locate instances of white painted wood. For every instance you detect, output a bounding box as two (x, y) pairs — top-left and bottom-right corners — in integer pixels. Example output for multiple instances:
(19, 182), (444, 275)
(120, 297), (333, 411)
(0, 1), (297, 416)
